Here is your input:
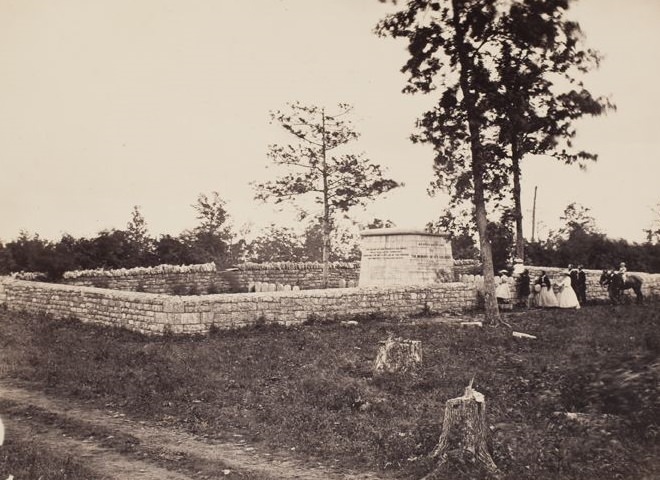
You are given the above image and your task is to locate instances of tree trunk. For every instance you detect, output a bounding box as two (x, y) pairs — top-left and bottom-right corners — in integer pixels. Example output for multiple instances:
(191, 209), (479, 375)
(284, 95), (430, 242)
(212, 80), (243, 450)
(511, 139), (525, 261)
(373, 336), (422, 374)
(451, 0), (501, 325)
(423, 383), (499, 480)
(321, 108), (330, 289)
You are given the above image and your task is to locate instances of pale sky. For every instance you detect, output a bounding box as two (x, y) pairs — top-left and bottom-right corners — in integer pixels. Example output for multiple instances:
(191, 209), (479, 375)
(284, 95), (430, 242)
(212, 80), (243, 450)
(1, 0), (659, 244)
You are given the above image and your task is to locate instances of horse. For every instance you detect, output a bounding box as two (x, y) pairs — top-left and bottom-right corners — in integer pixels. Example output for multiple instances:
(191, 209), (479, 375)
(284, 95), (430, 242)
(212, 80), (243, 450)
(599, 270), (644, 304)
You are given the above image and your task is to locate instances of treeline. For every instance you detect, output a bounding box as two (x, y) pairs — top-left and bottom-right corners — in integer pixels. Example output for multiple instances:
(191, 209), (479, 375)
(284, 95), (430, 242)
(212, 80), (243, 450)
(524, 231), (660, 273)
(436, 203), (660, 274)
(0, 227), (362, 281)
(0, 197), (375, 280)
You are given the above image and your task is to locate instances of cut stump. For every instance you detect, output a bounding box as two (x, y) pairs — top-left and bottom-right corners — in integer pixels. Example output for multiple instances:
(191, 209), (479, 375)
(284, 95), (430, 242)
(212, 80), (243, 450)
(373, 336), (422, 374)
(423, 382), (499, 479)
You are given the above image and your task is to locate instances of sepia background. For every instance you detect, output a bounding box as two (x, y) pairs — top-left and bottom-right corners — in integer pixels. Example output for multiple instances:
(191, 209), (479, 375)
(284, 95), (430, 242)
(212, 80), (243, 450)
(1, 0), (658, 243)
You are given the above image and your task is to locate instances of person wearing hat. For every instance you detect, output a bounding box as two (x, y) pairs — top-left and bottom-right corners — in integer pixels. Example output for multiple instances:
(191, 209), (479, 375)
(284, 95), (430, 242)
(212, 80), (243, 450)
(556, 270), (580, 309)
(495, 269), (513, 309)
(618, 262), (628, 282)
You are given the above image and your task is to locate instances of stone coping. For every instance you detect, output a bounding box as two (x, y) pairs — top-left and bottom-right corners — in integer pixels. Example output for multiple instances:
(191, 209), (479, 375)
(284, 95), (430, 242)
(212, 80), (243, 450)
(359, 228), (450, 238)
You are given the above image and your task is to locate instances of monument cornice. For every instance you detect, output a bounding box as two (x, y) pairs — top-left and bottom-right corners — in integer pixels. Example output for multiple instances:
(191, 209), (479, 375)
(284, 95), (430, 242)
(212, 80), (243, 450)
(359, 228), (450, 238)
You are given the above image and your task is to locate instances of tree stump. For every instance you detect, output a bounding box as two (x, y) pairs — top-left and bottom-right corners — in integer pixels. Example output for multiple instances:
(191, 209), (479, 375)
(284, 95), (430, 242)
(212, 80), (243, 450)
(373, 336), (422, 374)
(423, 382), (499, 479)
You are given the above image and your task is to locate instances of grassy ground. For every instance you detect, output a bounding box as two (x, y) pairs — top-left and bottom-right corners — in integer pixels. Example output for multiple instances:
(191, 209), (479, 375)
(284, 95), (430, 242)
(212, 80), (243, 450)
(0, 433), (105, 480)
(0, 303), (658, 479)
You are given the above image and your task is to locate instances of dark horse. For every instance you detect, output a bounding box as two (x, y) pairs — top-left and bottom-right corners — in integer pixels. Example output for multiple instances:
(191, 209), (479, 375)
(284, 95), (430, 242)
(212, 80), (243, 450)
(599, 270), (644, 304)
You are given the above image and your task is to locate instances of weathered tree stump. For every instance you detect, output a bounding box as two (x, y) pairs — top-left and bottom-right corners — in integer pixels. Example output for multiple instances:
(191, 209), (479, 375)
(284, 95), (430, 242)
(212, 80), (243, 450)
(373, 336), (422, 374)
(423, 382), (499, 479)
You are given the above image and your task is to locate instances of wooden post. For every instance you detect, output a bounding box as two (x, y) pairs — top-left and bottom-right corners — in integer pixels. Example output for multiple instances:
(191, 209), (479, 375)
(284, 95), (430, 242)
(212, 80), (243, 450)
(423, 381), (499, 479)
(373, 336), (422, 374)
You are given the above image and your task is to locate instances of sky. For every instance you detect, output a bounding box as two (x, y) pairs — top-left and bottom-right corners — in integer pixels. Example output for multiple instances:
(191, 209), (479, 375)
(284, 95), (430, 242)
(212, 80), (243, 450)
(1, 0), (659, 244)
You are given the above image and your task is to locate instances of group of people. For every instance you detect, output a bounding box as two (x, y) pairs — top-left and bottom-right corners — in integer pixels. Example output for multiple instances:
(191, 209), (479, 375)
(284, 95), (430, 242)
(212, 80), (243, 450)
(495, 259), (588, 310)
(532, 265), (586, 309)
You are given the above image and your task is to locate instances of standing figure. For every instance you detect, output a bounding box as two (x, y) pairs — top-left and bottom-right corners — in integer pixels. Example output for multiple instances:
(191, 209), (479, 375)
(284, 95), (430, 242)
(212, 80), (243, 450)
(536, 271), (558, 308)
(517, 269), (531, 308)
(556, 271), (581, 309)
(495, 269), (513, 309)
(577, 265), (587, 304)
(568, 264), (579, 296)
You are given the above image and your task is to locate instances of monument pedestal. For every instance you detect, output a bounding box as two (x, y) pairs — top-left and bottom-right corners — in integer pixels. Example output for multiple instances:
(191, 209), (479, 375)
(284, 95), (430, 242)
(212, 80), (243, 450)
(358, 228), (453, 287)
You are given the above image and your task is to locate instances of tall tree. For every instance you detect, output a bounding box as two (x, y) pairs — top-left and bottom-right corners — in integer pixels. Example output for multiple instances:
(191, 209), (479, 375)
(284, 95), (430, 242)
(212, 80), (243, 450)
(494, 0), (613, 260)
(125, 205), (154, 266)
(378, 0), (611, 324)
(378, 0), (507, 323)
(254, 102), (399, 287)
(554, 201), (599, 240)
(189, 192), (232, 265)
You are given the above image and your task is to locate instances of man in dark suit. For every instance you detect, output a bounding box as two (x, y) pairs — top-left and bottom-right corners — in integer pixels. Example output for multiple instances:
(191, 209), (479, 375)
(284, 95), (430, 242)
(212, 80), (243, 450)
(568, 264), (579, 296)
(576, 265), (587, 304)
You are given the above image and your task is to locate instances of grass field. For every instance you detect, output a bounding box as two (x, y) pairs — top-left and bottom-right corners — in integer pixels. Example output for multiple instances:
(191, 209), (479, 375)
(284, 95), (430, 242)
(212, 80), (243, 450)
(0, 302), (658, 479)
(0, 433), (104, 480)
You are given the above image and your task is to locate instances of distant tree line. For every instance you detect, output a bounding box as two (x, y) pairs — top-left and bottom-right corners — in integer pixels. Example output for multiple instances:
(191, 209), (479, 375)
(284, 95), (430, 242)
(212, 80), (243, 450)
(434, 202), (660, 274)
(0, 196), (395, 281)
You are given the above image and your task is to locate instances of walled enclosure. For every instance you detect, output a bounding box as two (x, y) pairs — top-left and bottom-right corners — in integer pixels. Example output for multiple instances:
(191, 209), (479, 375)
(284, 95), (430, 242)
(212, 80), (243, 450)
(3, 267), (659, 336)
(0, 278), (477, 335)
(61, 262), (360, 295)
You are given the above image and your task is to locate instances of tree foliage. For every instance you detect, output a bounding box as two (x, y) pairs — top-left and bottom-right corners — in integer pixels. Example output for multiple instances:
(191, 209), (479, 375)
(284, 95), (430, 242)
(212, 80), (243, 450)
(493, 0), (613, 259)
(377, 0), (507, 323)
(644, 202), (660, 245)
(254, 102), (399, 286)
(185, 192), (233, 266)
(526, 205), (660, 273)
(245, 225), (306, 263)
(377, 0), (612, 323)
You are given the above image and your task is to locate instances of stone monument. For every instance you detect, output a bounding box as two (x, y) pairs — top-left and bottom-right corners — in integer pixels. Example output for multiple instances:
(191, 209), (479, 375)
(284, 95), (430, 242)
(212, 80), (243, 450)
(358, 228), (453, 287)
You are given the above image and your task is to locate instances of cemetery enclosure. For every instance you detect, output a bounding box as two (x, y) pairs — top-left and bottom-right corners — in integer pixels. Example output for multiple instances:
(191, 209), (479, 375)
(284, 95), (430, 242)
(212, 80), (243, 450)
(0, 278), (478, 335)
(2, 264), (659, 336)
(61, 262), (360, 294)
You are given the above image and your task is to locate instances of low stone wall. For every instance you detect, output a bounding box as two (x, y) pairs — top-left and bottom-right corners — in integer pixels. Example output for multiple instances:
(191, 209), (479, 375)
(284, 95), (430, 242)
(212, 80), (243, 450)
(0, 279), (173, 334)
(61, 263), (360, 295)
(233, 263), (360, 291)
(453, 259), (482, 279)
(63, 271), (227, 295)
(0, 278), (478, 335)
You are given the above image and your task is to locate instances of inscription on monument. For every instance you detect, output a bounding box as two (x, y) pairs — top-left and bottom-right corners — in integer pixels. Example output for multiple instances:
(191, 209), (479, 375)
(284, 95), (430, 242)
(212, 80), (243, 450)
(358, 228), (454, 287)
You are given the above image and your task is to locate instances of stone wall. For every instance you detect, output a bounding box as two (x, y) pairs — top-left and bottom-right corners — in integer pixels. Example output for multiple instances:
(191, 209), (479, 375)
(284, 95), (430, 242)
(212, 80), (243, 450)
(63, 271), (227, 295)
(229, 263), (360, 291)
(61, 262), (360, 295)
(0, 278), (477, 335)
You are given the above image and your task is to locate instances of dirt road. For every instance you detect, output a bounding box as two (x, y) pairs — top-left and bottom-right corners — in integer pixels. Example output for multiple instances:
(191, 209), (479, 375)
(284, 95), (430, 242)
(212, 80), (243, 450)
(0, 380), (385, 480)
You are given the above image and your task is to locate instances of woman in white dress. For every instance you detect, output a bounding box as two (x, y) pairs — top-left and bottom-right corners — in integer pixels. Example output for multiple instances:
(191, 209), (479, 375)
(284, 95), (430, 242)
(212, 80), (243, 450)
(556, 271), (581, 309)
(495, 270), (513, 302)
(536, 271), (559, 308)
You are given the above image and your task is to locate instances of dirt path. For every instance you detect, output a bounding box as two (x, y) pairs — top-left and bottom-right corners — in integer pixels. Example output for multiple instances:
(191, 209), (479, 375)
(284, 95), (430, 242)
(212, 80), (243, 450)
(0, 380), (386, 480)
